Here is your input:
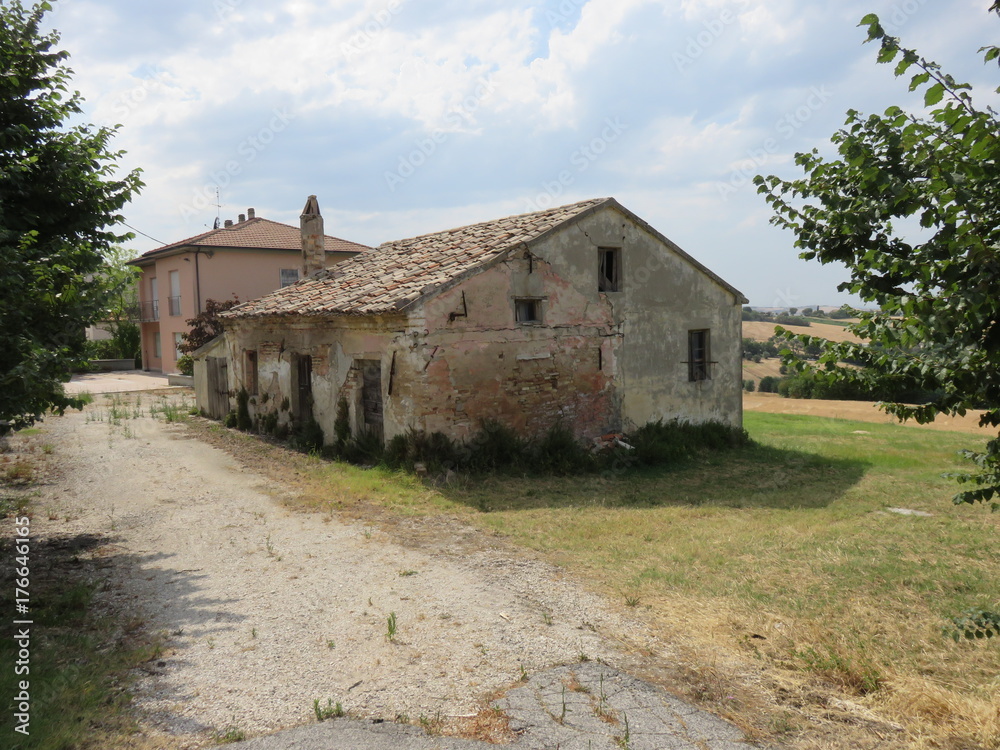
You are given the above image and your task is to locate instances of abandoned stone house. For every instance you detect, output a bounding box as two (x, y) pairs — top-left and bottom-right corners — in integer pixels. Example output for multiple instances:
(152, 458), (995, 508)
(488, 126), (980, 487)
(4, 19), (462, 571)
(207, 196), (747, 444)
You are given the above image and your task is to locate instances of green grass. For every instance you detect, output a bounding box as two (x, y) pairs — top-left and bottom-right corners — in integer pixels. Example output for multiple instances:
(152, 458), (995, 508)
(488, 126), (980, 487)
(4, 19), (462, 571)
(302, 411), (1000, 745)
(451, 411), (997, 616)
(316, 412), (998, 653)
(0, 534), (164, 750)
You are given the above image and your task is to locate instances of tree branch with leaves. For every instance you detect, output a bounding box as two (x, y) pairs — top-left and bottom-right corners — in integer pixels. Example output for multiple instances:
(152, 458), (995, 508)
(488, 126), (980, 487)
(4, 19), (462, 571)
(755, 7), (1000, 512)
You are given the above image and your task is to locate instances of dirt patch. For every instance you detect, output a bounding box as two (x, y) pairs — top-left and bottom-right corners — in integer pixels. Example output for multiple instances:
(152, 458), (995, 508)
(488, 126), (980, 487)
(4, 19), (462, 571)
(744, 392), (994, 436)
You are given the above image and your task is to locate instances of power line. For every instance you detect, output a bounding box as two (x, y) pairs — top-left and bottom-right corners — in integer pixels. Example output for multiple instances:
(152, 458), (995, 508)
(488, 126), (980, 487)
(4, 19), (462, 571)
(121, 221), (166, 246)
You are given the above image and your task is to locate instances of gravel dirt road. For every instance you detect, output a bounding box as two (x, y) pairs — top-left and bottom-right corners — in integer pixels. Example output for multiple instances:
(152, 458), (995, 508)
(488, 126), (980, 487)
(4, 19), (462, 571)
(28, 393), (679, 747)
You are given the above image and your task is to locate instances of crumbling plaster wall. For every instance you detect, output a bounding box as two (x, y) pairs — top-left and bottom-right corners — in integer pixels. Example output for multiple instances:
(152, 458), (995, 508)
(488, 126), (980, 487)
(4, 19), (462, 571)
(224, 316), (405, 440)
(538, 205), (744, 429)
(407, 255), (621, 441)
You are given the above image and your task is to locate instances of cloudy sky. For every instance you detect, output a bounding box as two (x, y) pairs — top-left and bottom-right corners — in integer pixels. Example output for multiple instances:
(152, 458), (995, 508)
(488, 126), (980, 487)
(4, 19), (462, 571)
(45, 0), (998, 307)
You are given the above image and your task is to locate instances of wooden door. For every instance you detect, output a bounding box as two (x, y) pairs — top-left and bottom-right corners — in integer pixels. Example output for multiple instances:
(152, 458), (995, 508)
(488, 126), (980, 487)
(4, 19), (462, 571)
(360, 360), (383, 443)
(206, 357), (229, 419)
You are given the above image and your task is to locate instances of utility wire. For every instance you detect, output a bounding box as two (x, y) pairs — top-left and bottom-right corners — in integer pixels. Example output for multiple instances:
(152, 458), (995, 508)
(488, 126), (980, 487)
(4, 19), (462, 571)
(121, 221), (166, 246)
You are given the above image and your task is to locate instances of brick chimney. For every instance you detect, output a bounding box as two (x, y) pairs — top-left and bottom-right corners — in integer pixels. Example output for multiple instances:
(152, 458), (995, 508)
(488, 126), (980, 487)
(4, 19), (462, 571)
(300, 195), (325, 277)
(247, 207), (255, 219)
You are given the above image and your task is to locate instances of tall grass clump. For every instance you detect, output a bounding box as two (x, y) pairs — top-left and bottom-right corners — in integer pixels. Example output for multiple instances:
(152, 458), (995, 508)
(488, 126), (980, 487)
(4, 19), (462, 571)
(464, 419), (530, 472)
(384, 428), (459, 472)
(531, 423), (595, 474)
(628, 419), (750, 467)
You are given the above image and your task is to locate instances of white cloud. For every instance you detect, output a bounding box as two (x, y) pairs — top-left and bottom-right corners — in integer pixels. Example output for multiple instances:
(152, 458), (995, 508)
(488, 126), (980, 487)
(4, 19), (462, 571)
(41, 0), (997, 305)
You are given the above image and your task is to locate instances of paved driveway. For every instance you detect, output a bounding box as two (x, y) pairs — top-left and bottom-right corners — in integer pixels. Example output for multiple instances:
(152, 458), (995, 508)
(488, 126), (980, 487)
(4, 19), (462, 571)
(65, 369), (175, 395)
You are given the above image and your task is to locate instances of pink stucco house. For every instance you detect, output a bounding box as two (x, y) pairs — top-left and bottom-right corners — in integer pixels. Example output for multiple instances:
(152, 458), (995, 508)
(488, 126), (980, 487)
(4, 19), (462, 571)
(129, 208), (369, 373)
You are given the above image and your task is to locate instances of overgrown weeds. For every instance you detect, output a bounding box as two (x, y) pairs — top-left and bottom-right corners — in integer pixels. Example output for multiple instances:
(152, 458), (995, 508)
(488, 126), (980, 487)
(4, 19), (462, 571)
(296, 418), (747, 477)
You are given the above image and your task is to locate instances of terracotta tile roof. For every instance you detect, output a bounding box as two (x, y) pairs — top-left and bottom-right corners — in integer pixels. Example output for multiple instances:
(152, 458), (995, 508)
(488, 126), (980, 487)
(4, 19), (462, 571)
(134, 217), (371, 259)
(225, 198), (612, 318)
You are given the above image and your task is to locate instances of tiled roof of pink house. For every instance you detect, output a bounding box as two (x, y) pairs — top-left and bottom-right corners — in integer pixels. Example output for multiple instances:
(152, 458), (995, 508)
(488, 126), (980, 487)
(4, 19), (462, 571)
(134, 217), (371, 260)
(224, 198), (611, 318)
(223, 196), (746, 319)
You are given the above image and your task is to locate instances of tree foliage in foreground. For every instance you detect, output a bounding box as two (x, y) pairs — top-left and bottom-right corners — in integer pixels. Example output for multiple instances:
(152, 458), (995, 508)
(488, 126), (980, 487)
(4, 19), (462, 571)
(0, 1), (142, 434)
(754, 6), (1000, 513)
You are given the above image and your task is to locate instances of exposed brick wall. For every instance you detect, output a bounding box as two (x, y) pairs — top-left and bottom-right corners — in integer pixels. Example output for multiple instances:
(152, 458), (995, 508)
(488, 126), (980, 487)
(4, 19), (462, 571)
(413, 334), (620, 440)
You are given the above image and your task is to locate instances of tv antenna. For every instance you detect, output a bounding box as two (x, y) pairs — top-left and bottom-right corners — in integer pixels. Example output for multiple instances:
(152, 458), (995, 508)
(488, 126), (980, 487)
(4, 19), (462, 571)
(212, 187), (222, 229)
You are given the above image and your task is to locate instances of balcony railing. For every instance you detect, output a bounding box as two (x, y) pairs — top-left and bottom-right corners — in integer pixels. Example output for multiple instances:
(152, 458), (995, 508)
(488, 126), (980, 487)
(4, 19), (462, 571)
(168, 296), (182, 316)
(139, 300), (159, 322)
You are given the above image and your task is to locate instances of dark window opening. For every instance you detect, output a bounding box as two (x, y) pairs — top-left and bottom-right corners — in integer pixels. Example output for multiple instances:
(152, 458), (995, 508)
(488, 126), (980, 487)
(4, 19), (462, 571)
(688, 329), (711, 381)
(279, 268), (300, 287)
(598, 247), (620, 292)
(515, 298), (541, 324)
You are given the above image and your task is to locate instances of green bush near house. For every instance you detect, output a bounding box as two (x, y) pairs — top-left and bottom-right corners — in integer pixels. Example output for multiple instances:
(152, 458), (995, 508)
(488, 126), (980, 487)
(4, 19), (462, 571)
(235, 389), (252, 431)
(377, 418), (748, 476)
(175, 354), (194, 376)
(292, 418), (325, 454)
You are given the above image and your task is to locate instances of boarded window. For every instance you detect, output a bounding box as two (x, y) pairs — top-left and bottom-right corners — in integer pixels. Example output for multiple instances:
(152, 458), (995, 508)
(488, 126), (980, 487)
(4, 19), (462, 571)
(279, 268), (300, 287)
(246, 350), (258, 395)
(688, 329), (711, 381)
(515, 298), (541, 324)
(598, 247), (620, 292)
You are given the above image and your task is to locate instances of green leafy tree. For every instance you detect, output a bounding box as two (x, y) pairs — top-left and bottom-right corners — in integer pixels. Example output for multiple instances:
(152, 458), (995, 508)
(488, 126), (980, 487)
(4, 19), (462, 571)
(91, 246), (141, 361)
(0, 1), (142, 434)
(755, 6), (1000, 511)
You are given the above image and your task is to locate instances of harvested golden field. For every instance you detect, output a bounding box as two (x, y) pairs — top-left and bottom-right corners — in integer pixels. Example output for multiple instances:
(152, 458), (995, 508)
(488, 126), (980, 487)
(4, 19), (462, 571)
(742, 358), (783, 383)
(743, 320), (862, 344)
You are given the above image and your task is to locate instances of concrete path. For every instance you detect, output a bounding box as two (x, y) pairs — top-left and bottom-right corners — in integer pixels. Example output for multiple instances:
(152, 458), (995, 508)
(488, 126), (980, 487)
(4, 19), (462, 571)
(230, 662), (759, 750)
(65, 369), (174, 395)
